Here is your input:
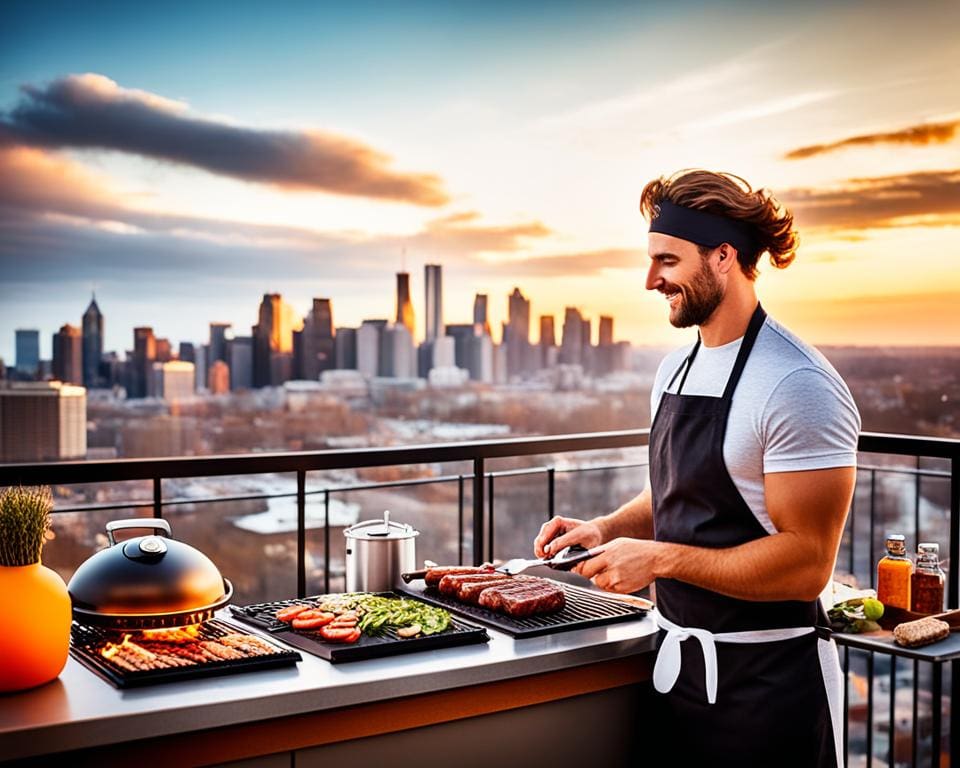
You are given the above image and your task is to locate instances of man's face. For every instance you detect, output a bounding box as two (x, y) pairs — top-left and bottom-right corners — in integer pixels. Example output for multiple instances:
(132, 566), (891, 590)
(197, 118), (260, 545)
(645, 233), (724, 328)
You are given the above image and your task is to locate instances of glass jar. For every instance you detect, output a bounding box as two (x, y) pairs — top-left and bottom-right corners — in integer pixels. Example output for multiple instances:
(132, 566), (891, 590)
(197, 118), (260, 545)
(911, 542), (945, 615)
(877, 534), (912, 610)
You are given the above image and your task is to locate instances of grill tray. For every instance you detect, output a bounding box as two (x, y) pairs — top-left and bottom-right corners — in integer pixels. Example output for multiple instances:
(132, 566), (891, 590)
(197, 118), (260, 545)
(70, 619), (301, 689)
(228, 592), (489, 663)
(398, 581), (646, 638)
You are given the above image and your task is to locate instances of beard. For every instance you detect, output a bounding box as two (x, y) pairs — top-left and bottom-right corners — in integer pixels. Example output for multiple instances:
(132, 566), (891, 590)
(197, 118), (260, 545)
(666, 259), (724, 328)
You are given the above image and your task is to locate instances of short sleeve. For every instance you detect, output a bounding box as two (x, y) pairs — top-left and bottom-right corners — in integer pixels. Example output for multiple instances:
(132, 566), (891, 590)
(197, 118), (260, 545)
(761, 367), (861, 474)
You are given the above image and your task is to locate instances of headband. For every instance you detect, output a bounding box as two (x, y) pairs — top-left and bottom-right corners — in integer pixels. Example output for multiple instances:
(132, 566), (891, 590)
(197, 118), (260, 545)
(648, 200), (757, 256)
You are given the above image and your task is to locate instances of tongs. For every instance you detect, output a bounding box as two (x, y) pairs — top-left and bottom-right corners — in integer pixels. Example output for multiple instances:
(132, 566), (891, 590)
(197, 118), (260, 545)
(495, 544), (602, 575)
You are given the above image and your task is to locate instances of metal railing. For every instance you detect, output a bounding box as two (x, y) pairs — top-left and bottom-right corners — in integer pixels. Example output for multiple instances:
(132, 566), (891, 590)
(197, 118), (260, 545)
(1, 429), (958, 767)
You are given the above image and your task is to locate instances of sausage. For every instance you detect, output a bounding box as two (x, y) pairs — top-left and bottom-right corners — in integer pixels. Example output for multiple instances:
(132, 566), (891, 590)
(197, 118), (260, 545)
(425, 566), (494, 587)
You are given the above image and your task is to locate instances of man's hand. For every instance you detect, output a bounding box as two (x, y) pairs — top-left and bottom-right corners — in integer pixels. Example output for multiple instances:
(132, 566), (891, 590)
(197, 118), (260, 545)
(574, 537), (658, 594)
(534, 516), (604, 558)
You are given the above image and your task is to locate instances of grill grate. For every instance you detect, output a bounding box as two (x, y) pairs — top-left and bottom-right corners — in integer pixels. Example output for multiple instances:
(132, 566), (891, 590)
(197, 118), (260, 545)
(70, 619), (301, 688)
(398, 581), (647, 638)
(229, 592), (489, 663)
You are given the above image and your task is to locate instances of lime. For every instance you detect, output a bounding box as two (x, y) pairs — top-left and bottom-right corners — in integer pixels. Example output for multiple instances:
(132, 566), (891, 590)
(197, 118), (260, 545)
(863, 597), (884, 621)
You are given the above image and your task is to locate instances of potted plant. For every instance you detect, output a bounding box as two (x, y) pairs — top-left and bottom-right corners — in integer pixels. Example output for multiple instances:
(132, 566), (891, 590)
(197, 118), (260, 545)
(0, 485), (71, 691)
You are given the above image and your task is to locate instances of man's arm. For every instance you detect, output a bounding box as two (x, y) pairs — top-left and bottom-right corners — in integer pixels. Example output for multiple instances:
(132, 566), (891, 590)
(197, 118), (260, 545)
(577, 466), (854, 600)
(533, 486), (653, 559)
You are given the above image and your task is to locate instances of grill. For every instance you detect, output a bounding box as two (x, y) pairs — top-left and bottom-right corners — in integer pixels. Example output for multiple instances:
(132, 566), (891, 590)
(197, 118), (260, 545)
(70, 619), (301, 688)
(228, 593), (489, 663)
(398, 581), (647, 638)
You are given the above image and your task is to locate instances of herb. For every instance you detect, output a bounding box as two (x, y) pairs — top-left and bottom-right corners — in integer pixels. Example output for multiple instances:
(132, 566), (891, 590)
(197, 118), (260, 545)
(0, 486), (54, 567)
(828, 597), (884, 634)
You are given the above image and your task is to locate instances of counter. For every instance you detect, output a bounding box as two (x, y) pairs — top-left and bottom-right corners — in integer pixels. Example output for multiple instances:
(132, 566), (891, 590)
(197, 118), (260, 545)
(0, 611), (659, 766)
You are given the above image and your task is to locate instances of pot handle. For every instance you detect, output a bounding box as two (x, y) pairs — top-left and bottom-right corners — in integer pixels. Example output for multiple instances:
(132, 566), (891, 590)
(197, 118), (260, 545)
(106, 518), (173, 545)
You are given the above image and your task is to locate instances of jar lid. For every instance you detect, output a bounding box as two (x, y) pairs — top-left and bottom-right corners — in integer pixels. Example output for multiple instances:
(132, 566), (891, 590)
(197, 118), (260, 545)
(885, 534), (906, 555)
(918, 542), (939, 556)
(343, 510), (419, 541)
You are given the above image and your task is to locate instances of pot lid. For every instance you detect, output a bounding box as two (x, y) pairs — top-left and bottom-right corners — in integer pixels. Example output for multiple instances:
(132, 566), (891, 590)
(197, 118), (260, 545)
(67, 518), (229, 620)
(344, 510), (419, 540)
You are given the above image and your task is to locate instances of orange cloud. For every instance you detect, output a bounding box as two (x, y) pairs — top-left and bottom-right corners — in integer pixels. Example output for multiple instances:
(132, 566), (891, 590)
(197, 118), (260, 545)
(782, 169), (960, 230)
(415, 210), (552, 253)
(2, 73), (449, 206)
(784, 120), (959, 160)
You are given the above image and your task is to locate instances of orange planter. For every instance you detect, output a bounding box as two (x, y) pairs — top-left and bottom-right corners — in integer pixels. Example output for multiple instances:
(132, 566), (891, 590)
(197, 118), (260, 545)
(0, 562), (72, 692)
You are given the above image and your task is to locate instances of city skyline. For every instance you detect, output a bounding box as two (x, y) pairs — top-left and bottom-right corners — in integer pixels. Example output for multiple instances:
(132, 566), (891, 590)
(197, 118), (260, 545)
(1, 1), (959, 361)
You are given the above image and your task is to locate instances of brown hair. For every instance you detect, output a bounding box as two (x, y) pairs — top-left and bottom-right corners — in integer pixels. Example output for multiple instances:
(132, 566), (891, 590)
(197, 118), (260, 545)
(639, 169), (798, 279)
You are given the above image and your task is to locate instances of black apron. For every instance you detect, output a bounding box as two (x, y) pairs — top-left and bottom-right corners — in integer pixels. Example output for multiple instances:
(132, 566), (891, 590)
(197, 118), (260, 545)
(648, 304), (841, 768)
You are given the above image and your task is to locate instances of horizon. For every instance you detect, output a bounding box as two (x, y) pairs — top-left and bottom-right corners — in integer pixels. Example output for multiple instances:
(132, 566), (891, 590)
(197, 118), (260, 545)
(2, 0), (959, 361)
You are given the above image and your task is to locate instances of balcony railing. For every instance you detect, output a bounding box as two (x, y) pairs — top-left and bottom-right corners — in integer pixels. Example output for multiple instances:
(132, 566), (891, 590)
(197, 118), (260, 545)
(1, 429), (958, 767)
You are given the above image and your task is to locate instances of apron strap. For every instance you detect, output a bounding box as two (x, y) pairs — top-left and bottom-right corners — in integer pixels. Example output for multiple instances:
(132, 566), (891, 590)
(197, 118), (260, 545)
(720, 303), (766, 401)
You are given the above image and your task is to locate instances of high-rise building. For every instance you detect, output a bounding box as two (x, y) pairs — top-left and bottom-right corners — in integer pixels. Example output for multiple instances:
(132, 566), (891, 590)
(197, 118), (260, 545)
(599, 316), (614, 346)
(228, 336), (254, 390)
(194, 345), (207, 391)
(444, 324), (475, 369)
(559, 308), (583, 366)
(0, 381), (86, 462)
(299, 298), (335, 380)
(81, 295), (103, 388)
(15, 330), (40, 378)
(505, 287), (533, 377)
(155, 338), (173, 363)
(151, 361), (196, 401)
(208, 360), (230, 395)
(357, 320), (387, 377)
(209, 323), (232, 365)
(431, 335), (456, 369)
(178, 342), (196, 363)
(52, 324), (82, 385)
(382, 324), (416, 378)
(424, 264), (442, 341)
(252, 293), (301, 387)
(473, 294), (491, 335)
(539, 315), (557, 369)
(335, 327), (358, 370)
(130, 327), (156, 398)
(395, 273), (415, 337)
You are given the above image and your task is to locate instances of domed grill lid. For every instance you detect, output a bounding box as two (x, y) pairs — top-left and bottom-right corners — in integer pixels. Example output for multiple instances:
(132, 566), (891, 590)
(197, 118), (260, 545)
(67, 519), (233, 629)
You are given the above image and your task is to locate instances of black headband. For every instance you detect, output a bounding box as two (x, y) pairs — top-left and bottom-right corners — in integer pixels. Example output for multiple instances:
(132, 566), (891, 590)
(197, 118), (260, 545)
(648, 200), (757, 256)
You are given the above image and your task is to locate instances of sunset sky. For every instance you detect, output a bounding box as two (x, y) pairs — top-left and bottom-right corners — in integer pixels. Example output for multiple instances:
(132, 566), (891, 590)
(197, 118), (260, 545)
(1, 0), (958, 363)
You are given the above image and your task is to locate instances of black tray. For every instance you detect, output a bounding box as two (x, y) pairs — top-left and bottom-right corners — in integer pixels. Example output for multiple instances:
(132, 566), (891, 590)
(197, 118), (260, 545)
(228, 592), (489, 663)
(398, 580), (647, 638)
(70, 619), (302, 689)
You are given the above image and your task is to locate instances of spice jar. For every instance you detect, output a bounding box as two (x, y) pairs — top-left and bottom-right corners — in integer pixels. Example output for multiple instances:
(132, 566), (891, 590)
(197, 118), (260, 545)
(877, 534), (912, 610)
(911, 542), (945, 615)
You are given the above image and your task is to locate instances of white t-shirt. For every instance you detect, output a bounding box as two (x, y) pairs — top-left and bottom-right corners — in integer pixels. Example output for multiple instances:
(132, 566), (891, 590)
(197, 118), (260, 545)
(651, 314), (861, 535)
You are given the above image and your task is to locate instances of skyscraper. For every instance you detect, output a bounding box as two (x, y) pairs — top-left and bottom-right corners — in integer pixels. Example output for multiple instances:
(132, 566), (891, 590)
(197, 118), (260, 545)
(15, 330), (40, 378)
(131, 327), (156, 398)
(505, 287), (533, 377)
(357, 320), (387, 377)
(52, 324), (82, 385)
(424, 264), (442, 341)
(252, 293), (301, 387)
(599, 316), (614, 346)
(395, 273), (415, 337)
(539, 315), (556, 347)
(335, 327), (358, 370)
(559, 308), (583, 366)
(81, 295), (103, 388)
(228, 337), (254, 390)
(209, 323), (231, 364)
(299, 298), (335, 380)
(473, 293), (491, 335)
(0, 381), (86, 462)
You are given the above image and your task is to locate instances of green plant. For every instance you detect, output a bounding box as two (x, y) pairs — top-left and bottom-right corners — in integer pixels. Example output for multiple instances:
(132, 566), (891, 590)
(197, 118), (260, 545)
(0, 486), (54, 567)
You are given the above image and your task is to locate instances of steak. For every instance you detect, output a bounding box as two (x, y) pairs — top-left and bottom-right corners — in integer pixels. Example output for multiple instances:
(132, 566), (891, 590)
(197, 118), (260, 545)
(478, 581), (565, 616)
(437, 572), (514, 596)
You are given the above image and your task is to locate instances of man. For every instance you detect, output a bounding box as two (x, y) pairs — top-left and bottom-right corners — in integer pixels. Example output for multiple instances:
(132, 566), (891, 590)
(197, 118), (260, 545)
(534, 170), (860, 767)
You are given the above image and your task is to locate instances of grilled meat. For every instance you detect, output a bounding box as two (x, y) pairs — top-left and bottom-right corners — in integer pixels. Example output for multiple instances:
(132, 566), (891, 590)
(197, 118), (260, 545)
(425, 565), (494, 587)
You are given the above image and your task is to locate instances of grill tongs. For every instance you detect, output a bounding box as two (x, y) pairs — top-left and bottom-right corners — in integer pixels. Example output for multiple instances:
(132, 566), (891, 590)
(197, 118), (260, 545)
(496, 544), (602, 575)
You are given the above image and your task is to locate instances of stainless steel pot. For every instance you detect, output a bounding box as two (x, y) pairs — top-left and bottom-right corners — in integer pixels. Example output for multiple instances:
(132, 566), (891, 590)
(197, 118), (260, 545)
(344, 510), (419, 592)
(67, 518), (233, 629)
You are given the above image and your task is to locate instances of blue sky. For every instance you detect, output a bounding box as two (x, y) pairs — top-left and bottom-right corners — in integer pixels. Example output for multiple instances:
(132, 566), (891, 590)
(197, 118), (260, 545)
(1, 0), (958, 361)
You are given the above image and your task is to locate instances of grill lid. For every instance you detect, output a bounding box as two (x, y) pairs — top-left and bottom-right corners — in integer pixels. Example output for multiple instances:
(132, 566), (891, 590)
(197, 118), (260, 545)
(68, 518), (233, 629)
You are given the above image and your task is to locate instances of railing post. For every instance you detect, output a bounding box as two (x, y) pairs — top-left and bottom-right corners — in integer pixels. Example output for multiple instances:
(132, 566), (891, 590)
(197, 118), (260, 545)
(950, 456), (959, 765)
(296, 470), (306, 599)
(457, 475), (464, 566)
(547, 467), (555, 520)
(488, 474), (495, 563)
(473, 458), (485, 566)
(324, 490), (331, 595)
(152, 477), (162, 518)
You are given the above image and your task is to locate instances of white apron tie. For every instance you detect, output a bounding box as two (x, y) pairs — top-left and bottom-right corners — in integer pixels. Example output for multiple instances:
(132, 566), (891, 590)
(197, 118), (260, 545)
(653, 611), (817, 705)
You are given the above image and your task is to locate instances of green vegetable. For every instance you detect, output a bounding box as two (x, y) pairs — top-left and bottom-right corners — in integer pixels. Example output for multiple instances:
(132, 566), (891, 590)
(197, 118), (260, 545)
(862, 598), (884, 622)
(353, 595), (450, 637)
(828, 598), (885, 633)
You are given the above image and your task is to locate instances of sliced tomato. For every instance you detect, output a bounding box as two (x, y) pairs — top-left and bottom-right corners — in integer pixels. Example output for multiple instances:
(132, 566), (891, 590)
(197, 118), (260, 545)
(292, 612), (335, 630)
(275, 604), (311, 622)
(320, 625), (362, 643)
(329, 618), (358, 627)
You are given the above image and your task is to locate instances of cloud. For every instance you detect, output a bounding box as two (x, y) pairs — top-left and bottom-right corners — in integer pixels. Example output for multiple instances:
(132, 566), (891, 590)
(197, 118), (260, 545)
(413, 210), (551, 254)
(1, 73), (449, 206)
(784, 120), (960, 160)
(782, 169), (960, 231)
(471, 249), (642, 278)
